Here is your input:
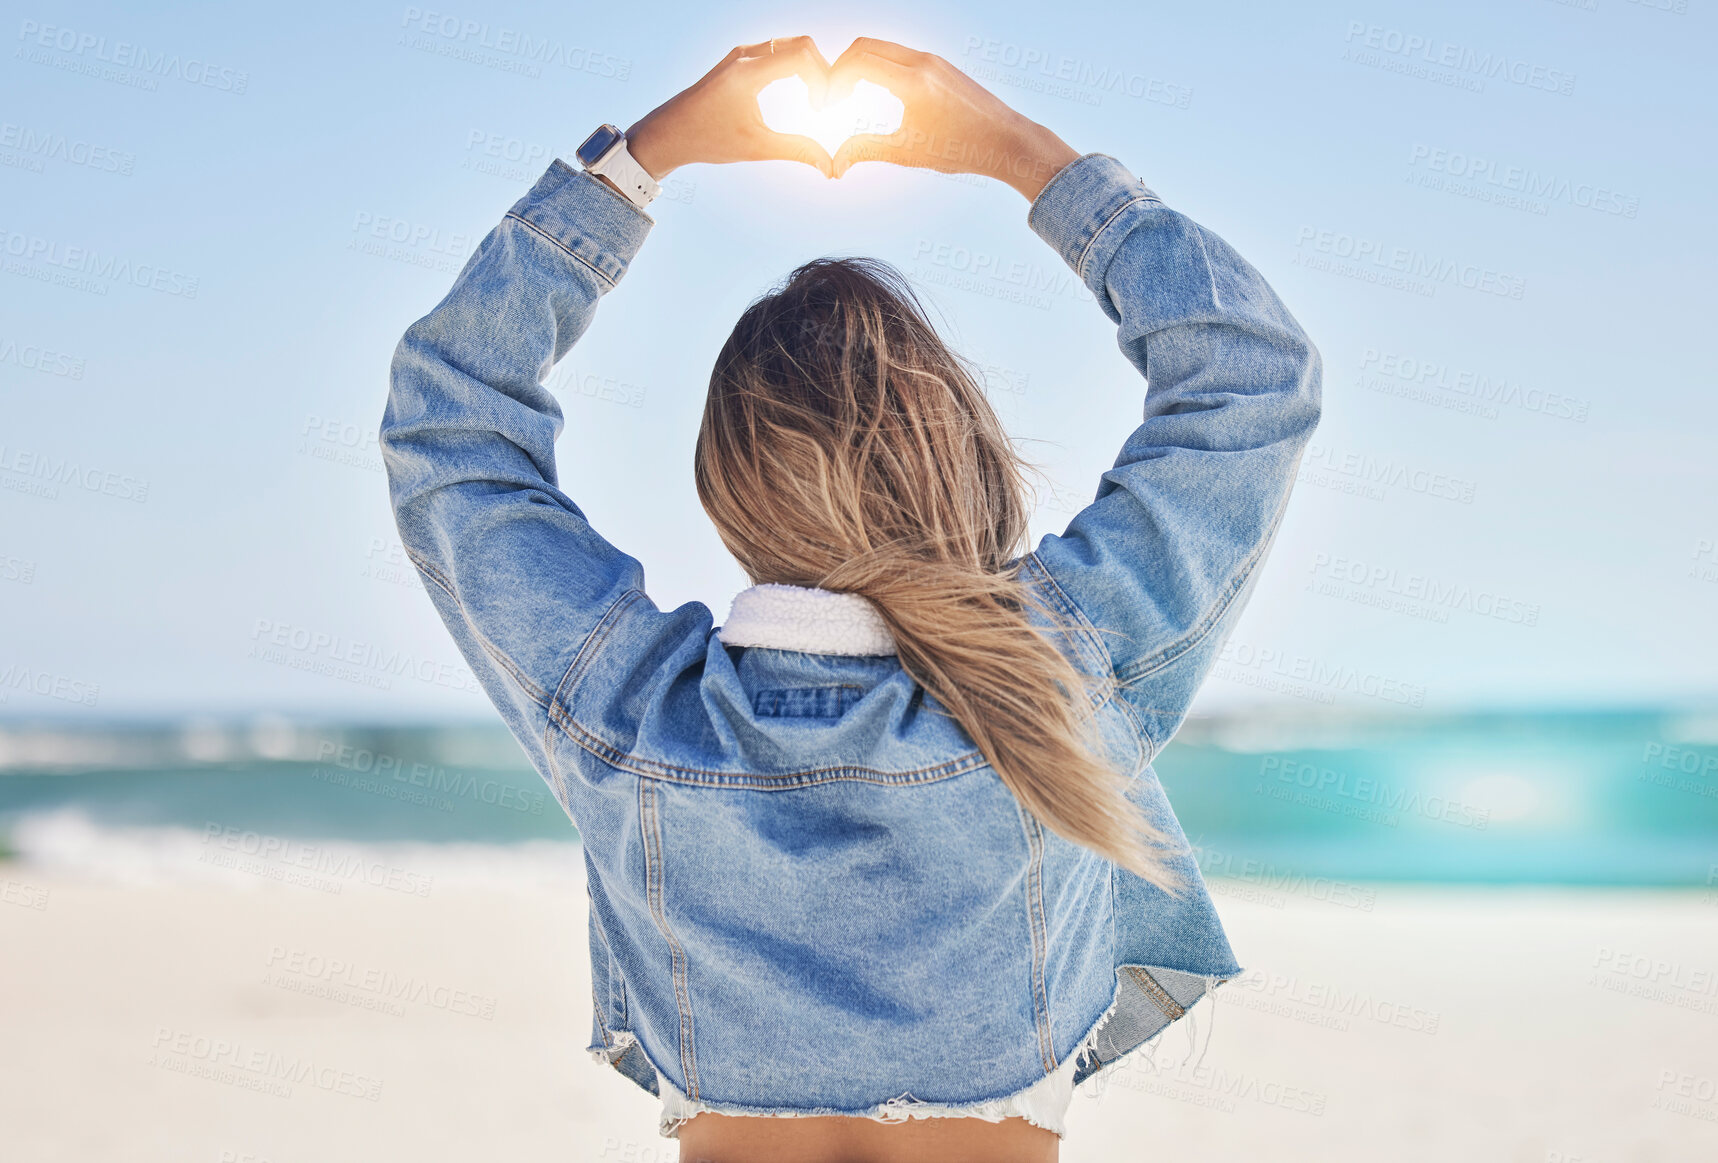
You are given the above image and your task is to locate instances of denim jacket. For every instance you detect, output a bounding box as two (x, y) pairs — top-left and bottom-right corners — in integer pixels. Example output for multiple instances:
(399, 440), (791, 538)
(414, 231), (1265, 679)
(380, 152), (1322, 1129)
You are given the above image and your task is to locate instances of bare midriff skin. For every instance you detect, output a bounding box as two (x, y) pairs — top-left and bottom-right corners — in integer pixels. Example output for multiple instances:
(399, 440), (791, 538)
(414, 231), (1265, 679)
(675, 1111), (1060, 1163)
(587, 34), (1081, 1163)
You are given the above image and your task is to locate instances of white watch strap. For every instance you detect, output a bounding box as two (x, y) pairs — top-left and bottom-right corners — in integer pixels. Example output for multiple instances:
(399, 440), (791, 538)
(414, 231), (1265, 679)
(590, 136), (660, 209)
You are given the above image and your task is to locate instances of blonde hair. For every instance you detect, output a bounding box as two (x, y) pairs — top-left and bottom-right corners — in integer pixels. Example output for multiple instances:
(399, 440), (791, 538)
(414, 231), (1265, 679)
(694, 257), (1184, 892)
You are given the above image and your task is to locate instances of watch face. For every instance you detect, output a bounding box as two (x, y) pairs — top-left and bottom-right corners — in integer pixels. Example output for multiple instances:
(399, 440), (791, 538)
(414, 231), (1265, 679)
(577, 125), (622, 168)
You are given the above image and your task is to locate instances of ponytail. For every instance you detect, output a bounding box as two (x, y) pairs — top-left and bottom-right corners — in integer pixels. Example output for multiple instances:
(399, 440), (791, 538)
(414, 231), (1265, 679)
(696, 256), (1187, 892)
(834, 550), (1184, 892)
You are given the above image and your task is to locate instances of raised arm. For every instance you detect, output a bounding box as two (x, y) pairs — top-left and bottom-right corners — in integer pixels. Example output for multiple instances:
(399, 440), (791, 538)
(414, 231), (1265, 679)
(1025, 158), (1322, 755)
(379, 39), (838, 801)
(832, 40), (1323, 757)
(380, 159), (653, 804)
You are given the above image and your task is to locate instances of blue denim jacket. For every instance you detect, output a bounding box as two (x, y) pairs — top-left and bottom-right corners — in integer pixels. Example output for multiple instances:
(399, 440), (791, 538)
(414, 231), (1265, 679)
(380, 152), (1321, 1125)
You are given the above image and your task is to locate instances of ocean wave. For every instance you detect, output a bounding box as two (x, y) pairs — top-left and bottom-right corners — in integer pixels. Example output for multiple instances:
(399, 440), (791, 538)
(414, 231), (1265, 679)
(2, 807), (585, 891)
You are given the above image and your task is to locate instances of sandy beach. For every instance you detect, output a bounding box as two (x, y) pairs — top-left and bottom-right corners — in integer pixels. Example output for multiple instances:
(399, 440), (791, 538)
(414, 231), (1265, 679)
(3, 835), (1716, 1163)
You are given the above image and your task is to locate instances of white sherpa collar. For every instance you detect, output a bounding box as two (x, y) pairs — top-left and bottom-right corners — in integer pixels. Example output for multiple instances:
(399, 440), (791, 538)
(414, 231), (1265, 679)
(717, 584), (896, 656)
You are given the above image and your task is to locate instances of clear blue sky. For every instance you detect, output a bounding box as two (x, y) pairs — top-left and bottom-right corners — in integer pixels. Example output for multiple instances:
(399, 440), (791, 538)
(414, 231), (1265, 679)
(2, 0), (1713, 721)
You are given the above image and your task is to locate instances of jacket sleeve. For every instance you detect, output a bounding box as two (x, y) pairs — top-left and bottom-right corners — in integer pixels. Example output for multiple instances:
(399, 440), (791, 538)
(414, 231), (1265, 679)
(1024, 154), (1323, 758)
(379, 160), (657, 805)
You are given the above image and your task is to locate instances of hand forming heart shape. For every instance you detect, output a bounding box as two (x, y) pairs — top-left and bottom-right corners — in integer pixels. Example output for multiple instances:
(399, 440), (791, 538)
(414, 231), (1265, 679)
(619, 37), (911, 182)
(620, 36), (1078, 200)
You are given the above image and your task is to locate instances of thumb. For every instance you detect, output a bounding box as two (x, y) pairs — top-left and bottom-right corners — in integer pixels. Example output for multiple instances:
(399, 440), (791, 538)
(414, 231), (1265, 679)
(832, 133), (910, 179)
(768, 133), (835, 178)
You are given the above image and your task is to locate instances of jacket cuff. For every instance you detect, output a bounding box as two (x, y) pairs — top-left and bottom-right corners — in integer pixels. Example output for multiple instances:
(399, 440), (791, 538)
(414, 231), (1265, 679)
(505, 158), (653, 291)
(1027, 153), (1166, 316)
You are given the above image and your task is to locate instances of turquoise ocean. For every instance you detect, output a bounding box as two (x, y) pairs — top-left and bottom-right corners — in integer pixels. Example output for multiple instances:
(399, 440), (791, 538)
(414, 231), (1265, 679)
(1, 709), (1714, 886)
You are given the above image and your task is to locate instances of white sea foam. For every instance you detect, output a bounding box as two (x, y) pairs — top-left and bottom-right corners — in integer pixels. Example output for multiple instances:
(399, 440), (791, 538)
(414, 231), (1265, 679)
(4, 807), (585, 891)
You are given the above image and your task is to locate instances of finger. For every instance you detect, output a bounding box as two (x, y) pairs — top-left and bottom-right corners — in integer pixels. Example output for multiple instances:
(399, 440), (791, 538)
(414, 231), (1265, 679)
(831, 133), (914, 179)
(762, 132), (835, 179)
(827, 50), (920, 105)
(831, 36), (924, 70)
(795, 37), (833, 107)
(828, 37), (924, 100)
(737, 35), (831, 105)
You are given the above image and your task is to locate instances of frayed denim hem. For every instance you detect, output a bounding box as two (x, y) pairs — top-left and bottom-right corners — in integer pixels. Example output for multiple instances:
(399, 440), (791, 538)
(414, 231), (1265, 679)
(1073, 968), (1234, 1101)
(654, 1046), (1083, 1141)
(593, 964), (1236, 1142)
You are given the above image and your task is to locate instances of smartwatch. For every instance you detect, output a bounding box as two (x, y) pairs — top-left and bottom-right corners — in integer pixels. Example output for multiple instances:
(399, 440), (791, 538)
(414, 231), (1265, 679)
(576, 124), (660, 210)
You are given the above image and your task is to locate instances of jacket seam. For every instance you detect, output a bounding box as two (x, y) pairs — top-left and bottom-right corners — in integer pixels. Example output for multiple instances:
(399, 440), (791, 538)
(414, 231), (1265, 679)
(639, 780), (699, 1097)
(550, 704), (995, 787)
(1112, 478), (1293, 692)
(504, 210), (618, 290)
(587, 884), (628, 1027)
(590, 979), (612, 1052)
(546, 574), (1101, 784)
(1113, 693), (1154, 768)
(1018, 808), (1057, 1074)
(1021, 553), (1127, 746)
(405, 546), (551, 708)
(544, 587), (647, 765)
(1020, 561), (1157, 768)
(1075, 193), (1163, 283)
(542, 589), (648, 806)
(1116, 477), (1299, 760)
(405, 548), (458, 603)
(1123, 965), (1187, 1021)
(1025, 551), (1117, 681)
(619, 764), (988, 790)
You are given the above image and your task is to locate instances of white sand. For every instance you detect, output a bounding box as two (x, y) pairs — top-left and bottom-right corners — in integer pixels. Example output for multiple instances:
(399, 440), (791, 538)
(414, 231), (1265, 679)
(3, 843), (1716, 1162)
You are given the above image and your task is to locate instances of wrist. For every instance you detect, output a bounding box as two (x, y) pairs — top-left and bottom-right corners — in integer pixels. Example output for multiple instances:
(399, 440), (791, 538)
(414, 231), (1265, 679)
(622, 119), (680, 182)
(998, 121), (1079, 203)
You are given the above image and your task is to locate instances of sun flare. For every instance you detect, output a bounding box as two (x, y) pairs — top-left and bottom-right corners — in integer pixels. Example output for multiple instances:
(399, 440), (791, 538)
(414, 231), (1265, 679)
(756, 76), (905, 158)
